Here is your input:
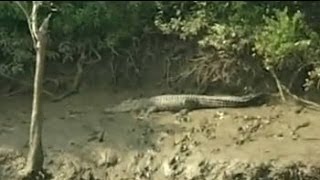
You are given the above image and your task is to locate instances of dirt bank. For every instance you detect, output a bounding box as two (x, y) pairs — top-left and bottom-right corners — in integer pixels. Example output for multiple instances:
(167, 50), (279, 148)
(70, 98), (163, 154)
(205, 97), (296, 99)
(1, 89), (320, 179)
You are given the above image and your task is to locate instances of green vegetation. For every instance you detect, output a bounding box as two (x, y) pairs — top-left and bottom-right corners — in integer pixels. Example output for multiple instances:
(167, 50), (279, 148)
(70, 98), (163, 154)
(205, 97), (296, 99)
(1, 1), (320, 99)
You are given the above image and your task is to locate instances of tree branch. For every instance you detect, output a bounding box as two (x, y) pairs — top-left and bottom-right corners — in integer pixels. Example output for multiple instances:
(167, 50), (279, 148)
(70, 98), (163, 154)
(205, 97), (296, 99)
(31, 1), (41, 42)
(281, 84), (320, 110)
(84, 47), (102, 65)
(270, 68), (286, 102)
(39, 13), (52, 35)
(14, 1), (37, 46)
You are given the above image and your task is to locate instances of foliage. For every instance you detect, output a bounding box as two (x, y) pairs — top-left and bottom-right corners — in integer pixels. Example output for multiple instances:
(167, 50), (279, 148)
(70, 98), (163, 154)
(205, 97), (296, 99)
(0, 2), (157, 79)
(0, 2), (33, 76)
(47, 2), (157, 62)
(1, 1), (320, 94)
(155, 1), (320, 93)
(254, 8), (315, 70)
(155, 2), (268, 90)
(254, 7), (320, 92)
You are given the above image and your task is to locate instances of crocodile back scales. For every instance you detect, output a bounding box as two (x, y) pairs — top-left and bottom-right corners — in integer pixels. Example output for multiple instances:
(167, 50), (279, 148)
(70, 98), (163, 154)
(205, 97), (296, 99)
(104, 93), (268, 113)
(149, 93), (267, 111)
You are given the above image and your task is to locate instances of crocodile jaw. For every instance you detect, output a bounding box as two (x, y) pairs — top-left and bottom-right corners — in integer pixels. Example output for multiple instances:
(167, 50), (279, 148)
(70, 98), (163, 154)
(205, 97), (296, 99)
(104, 98), (153, 113)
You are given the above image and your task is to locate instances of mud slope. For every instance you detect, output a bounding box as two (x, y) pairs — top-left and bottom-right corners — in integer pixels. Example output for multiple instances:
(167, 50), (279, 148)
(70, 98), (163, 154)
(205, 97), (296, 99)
(1, 90), (320, 180)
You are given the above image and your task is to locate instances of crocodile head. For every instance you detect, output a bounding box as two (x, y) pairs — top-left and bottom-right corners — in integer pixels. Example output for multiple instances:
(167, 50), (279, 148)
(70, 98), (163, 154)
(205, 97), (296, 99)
(104, 98), (151, 113)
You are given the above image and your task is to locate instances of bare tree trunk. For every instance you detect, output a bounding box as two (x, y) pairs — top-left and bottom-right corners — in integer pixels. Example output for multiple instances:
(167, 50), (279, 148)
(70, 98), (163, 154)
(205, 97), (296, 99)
(15, 1), (53, 179)
(22, 32), (47, 177)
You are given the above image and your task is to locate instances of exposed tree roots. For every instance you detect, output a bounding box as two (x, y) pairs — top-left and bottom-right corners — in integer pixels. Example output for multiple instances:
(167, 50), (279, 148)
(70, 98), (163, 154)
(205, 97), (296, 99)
(281, 84), (320, 110)
(51, 47), (101, 103)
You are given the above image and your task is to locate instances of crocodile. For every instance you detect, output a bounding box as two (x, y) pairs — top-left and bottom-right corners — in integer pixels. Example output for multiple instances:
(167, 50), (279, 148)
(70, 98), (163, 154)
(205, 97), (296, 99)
(103, 93), (269, 116)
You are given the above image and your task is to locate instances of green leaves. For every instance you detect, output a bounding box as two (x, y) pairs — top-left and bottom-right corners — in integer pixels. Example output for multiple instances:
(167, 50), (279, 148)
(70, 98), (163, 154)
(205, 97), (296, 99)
(0, 2), (159, 77)
(155, 2), (263, 50)
(153, 2), (320, 91)
(1, 1), (320, 92)
(254, 7), (315, 69)
(50, 2), (156, 49)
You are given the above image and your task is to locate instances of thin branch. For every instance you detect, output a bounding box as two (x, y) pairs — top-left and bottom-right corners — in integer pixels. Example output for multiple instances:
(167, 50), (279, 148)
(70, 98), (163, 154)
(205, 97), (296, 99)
(84, 47), (102, 65)
(270, 68), (286, 102)
(39, 13), (52, 34)
(14, 1), (29, 18)
(281, 84), (320, 110)
(106, 43), (119, 56)
(14, 1), (36, 46)
(31, 1), (41, 42)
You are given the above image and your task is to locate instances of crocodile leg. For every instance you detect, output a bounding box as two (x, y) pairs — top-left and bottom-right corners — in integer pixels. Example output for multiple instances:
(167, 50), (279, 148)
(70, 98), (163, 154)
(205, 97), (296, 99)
(174, 99), (199, 120)
(136, 106), (157, 120)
